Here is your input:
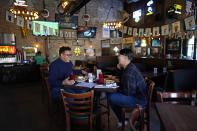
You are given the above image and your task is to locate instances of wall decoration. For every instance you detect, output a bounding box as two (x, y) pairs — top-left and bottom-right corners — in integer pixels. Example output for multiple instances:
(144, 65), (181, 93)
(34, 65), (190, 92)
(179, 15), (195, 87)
(123, 26), (128, 34)
(27, 20), (33, 30)
(161, 24), (169, 36)
(139, 28), (144, 37)
(128, 27), (132, 35)
(133, 28), (138, 36)
(16, 16), (24, 27)
(110, 30), (117, 38)
(6, 11), (14, 23)
(60, 30), (64, 37)
(186, 0), (192, 16)
(194, 30), (197, 38)
(101, 39), (110, 48)
(121, 10), (130, 24)
(186, 31), (193, 39)
(133, 9), (142, 22)
(184, 16), (196, 30)
(84, 48), (96, 56)
(122, 37), (134, 44)
(103, 28), (110, 38)
(172, 21), (180, 33)
(152, 27), (160, 36)
(110, 38), (122, 44)
(145, 28), (151, 37)
(74, 47), (81, 56)
(146, 0), (154, 15)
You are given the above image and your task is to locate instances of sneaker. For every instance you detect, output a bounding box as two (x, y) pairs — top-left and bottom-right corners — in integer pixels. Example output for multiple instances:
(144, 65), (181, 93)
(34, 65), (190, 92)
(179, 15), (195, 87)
(117, 120), (128, 128)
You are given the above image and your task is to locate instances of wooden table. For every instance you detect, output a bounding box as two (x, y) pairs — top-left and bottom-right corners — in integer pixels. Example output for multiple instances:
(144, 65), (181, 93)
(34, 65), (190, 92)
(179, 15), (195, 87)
(155, 103), (197, 131)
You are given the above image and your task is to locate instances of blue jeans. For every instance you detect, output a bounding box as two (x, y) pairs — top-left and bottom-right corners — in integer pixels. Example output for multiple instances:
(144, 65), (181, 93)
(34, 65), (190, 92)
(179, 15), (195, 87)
(108, 92), (147, 122)
(51, 87), (86, 100)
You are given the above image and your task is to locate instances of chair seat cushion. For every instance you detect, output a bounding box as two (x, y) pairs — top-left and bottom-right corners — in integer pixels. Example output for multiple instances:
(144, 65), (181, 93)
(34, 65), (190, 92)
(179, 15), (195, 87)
(70, 106), (101, 119)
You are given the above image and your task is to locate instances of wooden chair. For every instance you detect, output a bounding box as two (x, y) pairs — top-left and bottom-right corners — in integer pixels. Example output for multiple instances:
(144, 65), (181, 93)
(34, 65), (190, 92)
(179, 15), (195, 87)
(157, 91), (196, 106)
(129, 105), (145, 131)
(44, 77), (57, 116)
(40, 65), (49, 103)
(121, 78), (155, 131)
(60, 89), (100, 131)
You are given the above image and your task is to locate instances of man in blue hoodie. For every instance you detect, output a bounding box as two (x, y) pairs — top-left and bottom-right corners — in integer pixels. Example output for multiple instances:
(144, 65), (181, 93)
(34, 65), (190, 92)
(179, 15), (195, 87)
(49, 46), (87, 100)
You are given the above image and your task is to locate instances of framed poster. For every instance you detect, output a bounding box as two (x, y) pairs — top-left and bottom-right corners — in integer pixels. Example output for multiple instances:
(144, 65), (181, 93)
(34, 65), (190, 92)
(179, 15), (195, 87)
(184, 16), (196, 30)
(139, 28), (144, 37)
(172, 21), (181, 33)
(161, 24), (169, 36)
(145, 28), (151, 37)
(128, 27), (132, 35)
(153, 27), (160, 36)
(133, 28), (138, 36)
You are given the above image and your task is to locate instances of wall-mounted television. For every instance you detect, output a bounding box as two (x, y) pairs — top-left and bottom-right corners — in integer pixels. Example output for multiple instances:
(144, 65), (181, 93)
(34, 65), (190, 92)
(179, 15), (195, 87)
(166, 39), (180, 52)
(151, 39), (161, 47)
(134, 39), (141, 47)
(77, 26), (96, 38)
(33, 21), (59, 36)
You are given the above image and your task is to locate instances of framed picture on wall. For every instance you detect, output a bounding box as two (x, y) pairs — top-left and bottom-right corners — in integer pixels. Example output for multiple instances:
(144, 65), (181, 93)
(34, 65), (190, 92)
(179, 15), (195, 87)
(110, 30), (117, 38)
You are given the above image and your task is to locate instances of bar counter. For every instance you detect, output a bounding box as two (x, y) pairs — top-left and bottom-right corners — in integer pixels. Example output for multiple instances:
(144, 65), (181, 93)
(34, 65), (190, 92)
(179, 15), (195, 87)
(0, 64), (40, 84)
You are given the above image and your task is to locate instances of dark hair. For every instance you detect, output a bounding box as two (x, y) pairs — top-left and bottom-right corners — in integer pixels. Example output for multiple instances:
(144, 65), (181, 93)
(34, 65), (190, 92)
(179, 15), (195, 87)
(59, 46), (71, 56)
(119, 48), (134, 61)
(37, 51), (41, 55)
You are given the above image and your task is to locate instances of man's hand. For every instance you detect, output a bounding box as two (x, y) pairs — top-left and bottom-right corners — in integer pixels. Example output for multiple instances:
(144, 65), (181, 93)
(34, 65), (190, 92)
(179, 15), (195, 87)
(62, 78), (75, 85)
(117, 63), (121, 70)
(82, 70), (87, 75)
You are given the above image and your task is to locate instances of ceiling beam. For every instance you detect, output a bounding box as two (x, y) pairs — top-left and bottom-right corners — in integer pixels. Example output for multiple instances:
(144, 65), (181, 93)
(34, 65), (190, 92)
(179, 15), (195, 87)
(69, 0), (91, 15)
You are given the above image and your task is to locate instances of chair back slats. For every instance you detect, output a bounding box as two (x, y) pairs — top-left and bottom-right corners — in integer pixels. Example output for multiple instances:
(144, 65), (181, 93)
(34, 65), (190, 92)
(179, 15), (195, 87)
(61, 89), (94, 117)
(67, 99), (91, 104)
(70, 111), (91, 116)
(61, 89), (94, 131)
(144, 77), (155, 131)
(68, 105), (91, 110)
(157, 91), (196, 106)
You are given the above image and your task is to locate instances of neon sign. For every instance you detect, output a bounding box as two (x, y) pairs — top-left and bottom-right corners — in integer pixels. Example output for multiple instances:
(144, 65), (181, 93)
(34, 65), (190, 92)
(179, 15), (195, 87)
(174, 4), (182, 14)
(133, 9), (142, 23)
(146, 0), (154, 15)
(13, 0), (28, 8)
(0, 46), (16, 54)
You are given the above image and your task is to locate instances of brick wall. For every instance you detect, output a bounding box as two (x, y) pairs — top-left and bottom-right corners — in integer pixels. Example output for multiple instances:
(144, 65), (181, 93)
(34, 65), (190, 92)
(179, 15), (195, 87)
(0, 0), (123, 64)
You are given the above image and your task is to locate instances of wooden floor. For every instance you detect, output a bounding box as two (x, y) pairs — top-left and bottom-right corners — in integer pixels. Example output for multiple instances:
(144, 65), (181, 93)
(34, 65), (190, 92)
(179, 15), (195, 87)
(0, 81), (160, 131)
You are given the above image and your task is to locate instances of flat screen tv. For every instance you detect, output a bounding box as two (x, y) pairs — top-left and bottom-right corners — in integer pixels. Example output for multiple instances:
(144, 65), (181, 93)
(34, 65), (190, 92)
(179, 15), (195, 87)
(166, 39), (180, 52)
(134, 39), (141, 47)
(33, 21), (59, 36)
(77, 26), (96, 38)
(151, 39), (161, 47)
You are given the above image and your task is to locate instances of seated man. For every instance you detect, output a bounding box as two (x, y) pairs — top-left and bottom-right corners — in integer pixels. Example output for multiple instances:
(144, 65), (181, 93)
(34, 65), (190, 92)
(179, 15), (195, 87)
(109, 48), (147, 127)
(49, 46), (87, 100)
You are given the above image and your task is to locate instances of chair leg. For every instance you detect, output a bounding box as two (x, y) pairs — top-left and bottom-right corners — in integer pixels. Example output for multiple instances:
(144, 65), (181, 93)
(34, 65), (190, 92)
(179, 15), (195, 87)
(121, 109), (126, 131)
(66, 113), (70, 131)
(107, 95), (110, 130)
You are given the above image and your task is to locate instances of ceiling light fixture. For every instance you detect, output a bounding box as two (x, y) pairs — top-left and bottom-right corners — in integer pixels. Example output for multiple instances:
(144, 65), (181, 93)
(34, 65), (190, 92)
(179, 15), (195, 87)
(9, 0), (39, 20)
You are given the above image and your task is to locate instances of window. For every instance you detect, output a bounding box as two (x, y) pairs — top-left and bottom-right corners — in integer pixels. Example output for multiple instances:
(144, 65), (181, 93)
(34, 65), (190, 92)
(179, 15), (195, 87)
(187, 35), (194, 58)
